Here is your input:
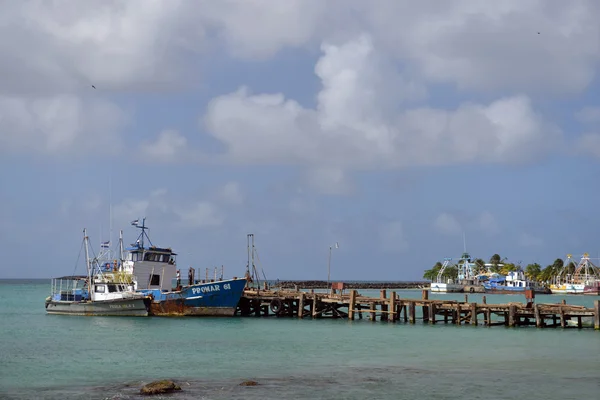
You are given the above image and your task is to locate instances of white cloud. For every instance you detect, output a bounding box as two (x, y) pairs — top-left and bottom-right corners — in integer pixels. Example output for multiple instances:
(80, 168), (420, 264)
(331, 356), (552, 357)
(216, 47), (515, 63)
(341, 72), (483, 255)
(2, 1), (598, 96)
(139, 129), (189, 162)
(0, 95), (125, 155)
(204, 35), (561, 170)
(434, 213), (462, 236)
(364, 1), (600, 94)
(519, 232), (543, 247)
(173, 201), (223, 228)
(113, 199), (150, 224)
(378, 221), (409, 253)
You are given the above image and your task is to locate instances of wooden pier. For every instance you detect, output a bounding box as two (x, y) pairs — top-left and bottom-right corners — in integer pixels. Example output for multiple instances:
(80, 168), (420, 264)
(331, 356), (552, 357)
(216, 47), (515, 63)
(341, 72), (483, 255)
(236, 287), (600, 330)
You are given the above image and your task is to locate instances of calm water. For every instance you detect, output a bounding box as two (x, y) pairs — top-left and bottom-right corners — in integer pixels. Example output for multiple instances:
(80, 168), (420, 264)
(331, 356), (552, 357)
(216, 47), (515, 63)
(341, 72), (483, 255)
(1, 280), (599, 399)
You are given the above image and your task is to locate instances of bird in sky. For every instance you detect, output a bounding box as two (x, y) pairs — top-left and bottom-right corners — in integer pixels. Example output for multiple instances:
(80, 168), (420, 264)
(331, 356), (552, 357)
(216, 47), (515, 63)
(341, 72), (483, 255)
(91, 85), (96, 89)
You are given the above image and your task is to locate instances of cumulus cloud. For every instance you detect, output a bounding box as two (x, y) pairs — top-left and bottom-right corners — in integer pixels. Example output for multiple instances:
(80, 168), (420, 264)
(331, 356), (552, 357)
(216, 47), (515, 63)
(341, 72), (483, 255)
(204, 35), (560, 170)
(111, 182), (243, 230)
(365, 1), (600, 94)
(0, 95), (125, 155)
(139, 129), (189, 163)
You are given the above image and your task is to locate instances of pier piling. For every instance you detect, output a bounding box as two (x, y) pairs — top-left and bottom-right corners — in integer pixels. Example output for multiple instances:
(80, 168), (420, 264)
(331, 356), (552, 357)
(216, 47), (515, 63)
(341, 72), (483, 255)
(237, 288), (599, 330)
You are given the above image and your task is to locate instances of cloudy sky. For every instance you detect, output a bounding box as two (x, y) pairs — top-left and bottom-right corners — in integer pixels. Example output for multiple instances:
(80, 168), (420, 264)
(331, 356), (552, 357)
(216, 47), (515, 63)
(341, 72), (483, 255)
(1, 0), (600, 280)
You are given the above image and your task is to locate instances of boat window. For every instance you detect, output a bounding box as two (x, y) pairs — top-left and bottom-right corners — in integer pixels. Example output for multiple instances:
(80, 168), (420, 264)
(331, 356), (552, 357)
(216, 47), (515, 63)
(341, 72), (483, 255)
(150, 274), (160, 286)
(108, 284), (118, 293)
(95, 285), (105, 293)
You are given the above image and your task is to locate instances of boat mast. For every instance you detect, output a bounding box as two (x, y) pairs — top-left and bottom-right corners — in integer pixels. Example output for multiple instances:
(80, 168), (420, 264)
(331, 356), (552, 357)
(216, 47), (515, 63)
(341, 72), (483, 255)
(83, 229), (93, 296)
(119, 230), (124, 269)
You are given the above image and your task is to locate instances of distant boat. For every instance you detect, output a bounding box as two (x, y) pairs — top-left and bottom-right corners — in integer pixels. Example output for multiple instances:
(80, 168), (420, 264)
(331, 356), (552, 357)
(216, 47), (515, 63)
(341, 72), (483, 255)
(549, 253), (599, 295)
(45, 229), (151, 316)
(430, 258), (463, 293)
(483, 270), (550, 295)
(125, 218), (247, 316)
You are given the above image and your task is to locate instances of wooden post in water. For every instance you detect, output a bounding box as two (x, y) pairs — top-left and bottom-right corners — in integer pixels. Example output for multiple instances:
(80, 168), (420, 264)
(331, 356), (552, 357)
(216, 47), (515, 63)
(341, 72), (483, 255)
(370, 302), (377, 322)
(402, 303), (408, 322)
(312, 297), (319, 319)
(348, 290), (357, 320)
(454, 304), (460, 325)
(464, 294), (468, 303)
(470, 303), (477, 325)
(430, 302), (436, 324)
(422, 290), (429, 322)
(482, 296), (487, 304)
(409, 302), (416, 324)
(594, 300), (600, 330)
(559, 306), (566, 328)
(485, 308), (491, 326)
(534, 304), (542, 328)
(298, 293), (305, 319)
(389, 291), (396, 323)
(508, 305), (516, 327)
(380, 290), (388, 321)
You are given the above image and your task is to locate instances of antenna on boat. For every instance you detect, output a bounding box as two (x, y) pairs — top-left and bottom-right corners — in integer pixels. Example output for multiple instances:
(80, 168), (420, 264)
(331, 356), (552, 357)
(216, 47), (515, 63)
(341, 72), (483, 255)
(131, 217), (152, 249)
(109, 173), (113, 255)
(463, 231), (467, 253)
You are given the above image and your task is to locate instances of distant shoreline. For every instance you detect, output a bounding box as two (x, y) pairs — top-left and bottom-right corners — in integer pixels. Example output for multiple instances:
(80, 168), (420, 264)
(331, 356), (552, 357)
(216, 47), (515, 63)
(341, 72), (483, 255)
(271, 280), (429, 289)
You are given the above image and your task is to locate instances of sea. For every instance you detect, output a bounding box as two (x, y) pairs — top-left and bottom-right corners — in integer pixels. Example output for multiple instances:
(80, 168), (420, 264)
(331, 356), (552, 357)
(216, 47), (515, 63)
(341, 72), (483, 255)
(1, 279), (599, 399)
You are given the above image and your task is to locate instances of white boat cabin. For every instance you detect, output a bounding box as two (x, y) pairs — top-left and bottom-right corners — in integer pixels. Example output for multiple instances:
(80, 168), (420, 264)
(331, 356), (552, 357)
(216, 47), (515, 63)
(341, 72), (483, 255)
(122, 244), (177, 291)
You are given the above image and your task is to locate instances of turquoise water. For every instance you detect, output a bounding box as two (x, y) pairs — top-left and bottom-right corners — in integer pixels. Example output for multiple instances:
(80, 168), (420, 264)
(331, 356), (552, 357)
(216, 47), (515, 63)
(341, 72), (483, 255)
(1, 280), (599, 399)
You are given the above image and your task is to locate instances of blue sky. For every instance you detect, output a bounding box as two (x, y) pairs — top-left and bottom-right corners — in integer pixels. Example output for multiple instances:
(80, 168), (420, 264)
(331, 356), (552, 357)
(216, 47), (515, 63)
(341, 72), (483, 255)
(2, 1), (600, 280)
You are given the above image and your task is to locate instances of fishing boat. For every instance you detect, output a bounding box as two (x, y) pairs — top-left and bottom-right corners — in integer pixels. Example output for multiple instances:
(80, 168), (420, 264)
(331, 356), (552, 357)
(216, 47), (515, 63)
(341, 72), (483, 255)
(430, 258), (463, 293)
(483, 269), (550, 294)
(45, 229), (151, 316)
(549, 253), (599, 295)
(126, 218), (247, 316)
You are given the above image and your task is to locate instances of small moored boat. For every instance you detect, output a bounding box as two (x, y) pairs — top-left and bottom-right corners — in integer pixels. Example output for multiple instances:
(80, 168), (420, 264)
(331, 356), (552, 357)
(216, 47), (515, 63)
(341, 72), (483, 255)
(45, 229), (150, 316)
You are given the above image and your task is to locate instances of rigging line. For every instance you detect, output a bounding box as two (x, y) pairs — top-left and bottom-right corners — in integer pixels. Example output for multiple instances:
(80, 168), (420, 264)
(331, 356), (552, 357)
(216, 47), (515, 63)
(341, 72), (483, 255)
(253, 248), (268, 281)
(71, 237), (86, 277)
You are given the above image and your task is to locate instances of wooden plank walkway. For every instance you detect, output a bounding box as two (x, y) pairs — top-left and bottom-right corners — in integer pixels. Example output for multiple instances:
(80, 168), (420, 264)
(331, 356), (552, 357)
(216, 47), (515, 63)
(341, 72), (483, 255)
(236, 288), (600, 330)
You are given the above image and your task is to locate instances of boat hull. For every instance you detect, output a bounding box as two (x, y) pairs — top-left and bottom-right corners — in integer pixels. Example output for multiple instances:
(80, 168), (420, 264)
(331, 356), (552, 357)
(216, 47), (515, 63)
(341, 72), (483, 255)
(583, 283), (600, 295)
(549, 284), (585, 294)
(430, 283), (463, 293)
(45, 297), (149, 316)
(144, 278), (247, 317)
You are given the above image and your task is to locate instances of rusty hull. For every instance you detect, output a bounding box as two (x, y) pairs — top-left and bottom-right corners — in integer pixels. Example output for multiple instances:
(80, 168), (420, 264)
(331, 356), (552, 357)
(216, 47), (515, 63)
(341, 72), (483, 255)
(149, 299), (236, 317)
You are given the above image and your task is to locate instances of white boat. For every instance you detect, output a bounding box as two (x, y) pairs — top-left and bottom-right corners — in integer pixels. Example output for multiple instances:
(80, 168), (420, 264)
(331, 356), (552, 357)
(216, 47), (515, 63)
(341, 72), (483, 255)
(430, 258), (463, 292)
(45, 229), (150, 316)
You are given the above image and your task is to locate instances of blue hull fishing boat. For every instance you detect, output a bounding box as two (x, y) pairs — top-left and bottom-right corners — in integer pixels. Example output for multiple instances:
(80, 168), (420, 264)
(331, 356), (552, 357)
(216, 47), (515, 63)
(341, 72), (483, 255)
(124, 218), (247, 316)
(483, 270), (550, 294)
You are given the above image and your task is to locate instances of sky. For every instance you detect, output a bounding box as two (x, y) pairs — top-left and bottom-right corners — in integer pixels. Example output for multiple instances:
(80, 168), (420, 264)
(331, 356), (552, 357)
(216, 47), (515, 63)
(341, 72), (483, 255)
(1, 0), (600, 280)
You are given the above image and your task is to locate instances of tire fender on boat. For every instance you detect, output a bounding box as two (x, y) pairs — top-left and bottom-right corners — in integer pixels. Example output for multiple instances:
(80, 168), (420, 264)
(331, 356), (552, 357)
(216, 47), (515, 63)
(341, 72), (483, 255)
(269, 298), (283, 314)
(469, 287), (474, 293)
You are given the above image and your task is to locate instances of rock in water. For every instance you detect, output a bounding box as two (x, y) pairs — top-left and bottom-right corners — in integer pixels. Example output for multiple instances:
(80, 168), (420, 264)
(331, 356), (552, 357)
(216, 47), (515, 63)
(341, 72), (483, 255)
(239, 380), (259, 386)
(140, 380), (182, 395)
